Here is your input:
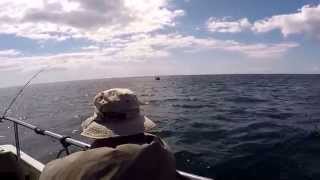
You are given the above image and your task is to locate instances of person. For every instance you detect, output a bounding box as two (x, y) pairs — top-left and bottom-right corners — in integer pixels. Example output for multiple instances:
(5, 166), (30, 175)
(39, 88), (181, 180)
(80, 88), (158, 148)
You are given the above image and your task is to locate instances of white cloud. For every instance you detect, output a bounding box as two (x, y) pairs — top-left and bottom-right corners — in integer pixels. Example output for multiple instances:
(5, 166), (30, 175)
(221, 42), (299, 58)
(131, 34), (298, 59)
(81, 45), (100, 50)
(0, 0), (184, 41)
(0, 0), (300, 76)
(207, 17), (252, 33)
(253, 4), (320, 38)
(0, 34), (298, 73)
(206, 4), (320, 39)
(0, 49), (21, 57)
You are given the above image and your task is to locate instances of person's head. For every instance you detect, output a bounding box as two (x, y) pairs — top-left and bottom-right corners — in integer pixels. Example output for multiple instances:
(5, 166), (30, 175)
(81, 88), (156, 139)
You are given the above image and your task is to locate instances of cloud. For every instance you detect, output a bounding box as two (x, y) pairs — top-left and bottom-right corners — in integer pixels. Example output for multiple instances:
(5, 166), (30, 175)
(130, 34), (298, 59)
(253, 4), (320, 38)
(220, 42), (299, 58)
(207, 17), (252, 33)
(0, 0), (299, 62)
(78, 34), (298, 61)
(0, 34), (299, 73)
(0, 49), (21, 57)
(206, 4), (320, 39)
(22, 0), (132, 30)
(0, 0), (184, 41)
(82, 45), (100, 51)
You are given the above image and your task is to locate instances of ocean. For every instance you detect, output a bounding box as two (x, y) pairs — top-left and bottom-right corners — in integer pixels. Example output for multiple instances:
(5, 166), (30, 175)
(1, 74), (320, 180)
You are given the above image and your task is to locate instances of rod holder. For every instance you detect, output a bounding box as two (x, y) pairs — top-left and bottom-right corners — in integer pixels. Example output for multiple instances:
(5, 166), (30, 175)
(13, 122), (21, 161)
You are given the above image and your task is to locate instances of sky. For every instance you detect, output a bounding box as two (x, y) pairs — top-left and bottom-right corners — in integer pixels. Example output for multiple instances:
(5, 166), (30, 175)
(0, 0), (320, 87)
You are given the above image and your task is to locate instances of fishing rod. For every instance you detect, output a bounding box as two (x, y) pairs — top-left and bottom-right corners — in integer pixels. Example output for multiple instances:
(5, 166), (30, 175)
(0, 65), (92, 157)
(0, 66), (49, 160)
(1, 66), (48, 118)
(0, 116), (90, 149)
(0, 66), (89, 159)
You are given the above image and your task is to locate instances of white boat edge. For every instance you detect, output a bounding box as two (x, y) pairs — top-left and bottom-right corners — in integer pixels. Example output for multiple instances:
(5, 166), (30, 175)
(0, 144), (44, 172)
(0, 144), (213, 180)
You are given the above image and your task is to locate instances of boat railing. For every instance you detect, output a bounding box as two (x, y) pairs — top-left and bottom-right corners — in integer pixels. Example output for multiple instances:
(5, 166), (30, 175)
(0, 116), (213, 180)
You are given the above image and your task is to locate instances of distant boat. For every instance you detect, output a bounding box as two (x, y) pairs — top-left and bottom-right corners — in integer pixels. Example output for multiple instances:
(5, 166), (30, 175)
(155, 76), (160, 80)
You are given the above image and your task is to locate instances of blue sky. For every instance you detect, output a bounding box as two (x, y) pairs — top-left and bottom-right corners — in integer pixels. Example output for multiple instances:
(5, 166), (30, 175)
(0, 0), (319, 87)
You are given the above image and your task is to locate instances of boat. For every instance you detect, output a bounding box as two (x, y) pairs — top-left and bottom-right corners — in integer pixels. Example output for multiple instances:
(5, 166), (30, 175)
(155, 76), (160, 80)
(0, 144), (43, 180)
(0, 116), (213, 180)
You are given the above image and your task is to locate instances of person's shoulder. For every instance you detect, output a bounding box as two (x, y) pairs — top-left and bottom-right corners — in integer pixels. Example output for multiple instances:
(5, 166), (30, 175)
(39, 147), (120, 180)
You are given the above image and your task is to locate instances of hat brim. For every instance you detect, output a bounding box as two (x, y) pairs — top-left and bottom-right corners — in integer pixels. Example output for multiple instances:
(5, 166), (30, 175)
(81, 114), (156, 139)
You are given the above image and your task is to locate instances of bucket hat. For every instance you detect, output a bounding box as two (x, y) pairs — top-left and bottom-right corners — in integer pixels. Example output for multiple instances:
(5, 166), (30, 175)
(81, 88), (156, 139)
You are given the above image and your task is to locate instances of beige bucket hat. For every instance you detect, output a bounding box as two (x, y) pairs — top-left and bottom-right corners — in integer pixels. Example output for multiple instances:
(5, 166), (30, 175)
(81, 88), (156, 139)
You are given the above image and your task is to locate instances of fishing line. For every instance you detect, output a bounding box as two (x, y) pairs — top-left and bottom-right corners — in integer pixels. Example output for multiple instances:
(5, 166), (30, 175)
(0, 65), (50, 161)
(1, 65), (50, 118)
